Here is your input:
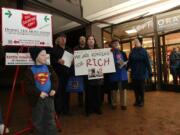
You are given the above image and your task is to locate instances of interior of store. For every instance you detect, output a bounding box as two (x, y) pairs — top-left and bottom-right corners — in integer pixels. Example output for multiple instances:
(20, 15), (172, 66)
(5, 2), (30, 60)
(102, 9), (180, 90)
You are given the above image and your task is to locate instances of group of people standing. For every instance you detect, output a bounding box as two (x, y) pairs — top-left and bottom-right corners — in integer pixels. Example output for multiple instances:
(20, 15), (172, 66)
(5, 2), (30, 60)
(49, 34), (152, 118)
(51, 34), (105, 117)
(0, 34), (152, 135)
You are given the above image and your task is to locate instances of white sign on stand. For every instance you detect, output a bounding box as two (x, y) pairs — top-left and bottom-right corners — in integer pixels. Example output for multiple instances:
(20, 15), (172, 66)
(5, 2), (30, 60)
(74, 48), (116, 76)
(2, 8), (53, 47)
(6, 53), (50, 65)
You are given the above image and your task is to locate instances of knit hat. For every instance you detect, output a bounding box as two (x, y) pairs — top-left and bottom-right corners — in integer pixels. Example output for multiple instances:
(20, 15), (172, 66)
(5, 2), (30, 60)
(110, 39), (120, 47)
(29, 47), (45, 62)
(59, 33), (66, 38)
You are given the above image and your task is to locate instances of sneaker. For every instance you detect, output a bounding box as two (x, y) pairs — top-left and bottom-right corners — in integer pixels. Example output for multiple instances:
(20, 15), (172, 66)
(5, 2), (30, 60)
(0, 124), (9, 134)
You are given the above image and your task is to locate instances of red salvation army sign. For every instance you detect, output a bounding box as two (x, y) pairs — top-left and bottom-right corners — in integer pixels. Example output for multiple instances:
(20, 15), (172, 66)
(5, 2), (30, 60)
(22, 13), (37, 29)
(2, 8), (53, 47)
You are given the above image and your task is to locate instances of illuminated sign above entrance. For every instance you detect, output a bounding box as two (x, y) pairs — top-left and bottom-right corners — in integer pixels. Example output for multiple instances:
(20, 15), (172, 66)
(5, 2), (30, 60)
(131, 9), (180, 34)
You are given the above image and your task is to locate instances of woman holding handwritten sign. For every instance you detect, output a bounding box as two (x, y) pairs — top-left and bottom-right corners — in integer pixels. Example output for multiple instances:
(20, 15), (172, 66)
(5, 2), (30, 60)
(85, 35), (103, 117)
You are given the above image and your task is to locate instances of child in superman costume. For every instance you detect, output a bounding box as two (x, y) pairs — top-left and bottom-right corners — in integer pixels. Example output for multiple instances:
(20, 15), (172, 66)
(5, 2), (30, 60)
(24, 47), (58, 135)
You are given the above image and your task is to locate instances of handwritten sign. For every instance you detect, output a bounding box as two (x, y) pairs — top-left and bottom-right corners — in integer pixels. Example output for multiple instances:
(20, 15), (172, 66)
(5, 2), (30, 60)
(74, 48), (115, 76)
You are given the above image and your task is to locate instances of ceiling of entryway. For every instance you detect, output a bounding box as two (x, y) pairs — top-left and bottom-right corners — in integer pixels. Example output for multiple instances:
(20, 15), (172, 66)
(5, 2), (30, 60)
(1, 0), (179, 34)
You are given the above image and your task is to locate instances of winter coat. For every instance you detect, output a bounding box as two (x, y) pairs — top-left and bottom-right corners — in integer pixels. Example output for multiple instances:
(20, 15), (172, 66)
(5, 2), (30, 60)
(128, 47), (152, 80)
(74, 45), (86, 51)
(24, 66), (58, 106)
(51, 45), (72, 77)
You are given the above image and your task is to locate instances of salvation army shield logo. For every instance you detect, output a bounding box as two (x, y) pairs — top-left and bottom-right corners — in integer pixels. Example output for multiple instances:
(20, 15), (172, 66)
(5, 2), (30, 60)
(22, 13), (37, 29)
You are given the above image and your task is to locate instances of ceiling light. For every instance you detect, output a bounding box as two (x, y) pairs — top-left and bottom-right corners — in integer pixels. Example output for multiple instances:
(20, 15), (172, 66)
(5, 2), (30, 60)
(125, 29), (137, 34)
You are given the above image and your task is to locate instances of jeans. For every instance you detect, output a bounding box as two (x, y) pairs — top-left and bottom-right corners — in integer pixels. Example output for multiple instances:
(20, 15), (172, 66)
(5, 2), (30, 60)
(32, 97), (58, 135)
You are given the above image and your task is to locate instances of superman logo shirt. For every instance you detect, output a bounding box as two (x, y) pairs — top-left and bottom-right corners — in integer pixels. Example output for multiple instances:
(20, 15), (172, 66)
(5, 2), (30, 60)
(31, 65), (51, 93)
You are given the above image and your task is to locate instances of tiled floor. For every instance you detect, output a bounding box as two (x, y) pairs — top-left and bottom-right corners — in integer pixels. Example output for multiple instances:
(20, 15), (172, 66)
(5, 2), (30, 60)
(1, 90), (180, 135)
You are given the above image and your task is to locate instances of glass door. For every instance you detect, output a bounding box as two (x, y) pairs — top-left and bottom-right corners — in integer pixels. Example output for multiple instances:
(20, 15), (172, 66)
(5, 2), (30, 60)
(161, 32), (180, 88)
(143, 38), (156, 89)
(143, 38), (156, 84)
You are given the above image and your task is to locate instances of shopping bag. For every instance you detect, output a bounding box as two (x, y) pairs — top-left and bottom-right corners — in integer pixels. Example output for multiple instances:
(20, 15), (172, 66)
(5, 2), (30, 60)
(66, 76), (84, 92)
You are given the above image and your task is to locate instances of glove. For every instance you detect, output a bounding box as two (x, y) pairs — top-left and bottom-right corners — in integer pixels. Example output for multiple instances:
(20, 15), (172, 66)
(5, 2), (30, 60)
(40, 92), (48, 99)
(49, 90), (56, 97)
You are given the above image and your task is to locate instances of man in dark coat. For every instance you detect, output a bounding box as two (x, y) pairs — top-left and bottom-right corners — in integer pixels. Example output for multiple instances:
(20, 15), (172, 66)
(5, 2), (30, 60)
(74, 36), (86, 107)
(51, 33), (72, 115)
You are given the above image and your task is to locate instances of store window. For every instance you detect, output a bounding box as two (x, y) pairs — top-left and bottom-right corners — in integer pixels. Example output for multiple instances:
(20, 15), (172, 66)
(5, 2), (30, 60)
(166, 45), (180, 84)
(165, 33), (180, 45)
(162, 32), (180, 85)
(103, 31), (112, 47)
(143, 38), (153, 48)
(102, 9), (180, 89)
(122, 42), (131, 57)
(147, 48), (156, 83)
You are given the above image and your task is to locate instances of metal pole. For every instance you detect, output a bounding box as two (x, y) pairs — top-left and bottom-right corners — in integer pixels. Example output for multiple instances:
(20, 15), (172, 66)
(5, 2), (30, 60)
(153, 15), (162, 90)
(3, 2), (24, 134)
(3, 66), (20, 135)
(111, 25), (113, 40)
(162, 35), (168, 83)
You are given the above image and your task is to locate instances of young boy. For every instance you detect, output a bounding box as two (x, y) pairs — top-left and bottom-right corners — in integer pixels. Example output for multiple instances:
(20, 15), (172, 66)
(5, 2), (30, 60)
(24, 47), (58, 135)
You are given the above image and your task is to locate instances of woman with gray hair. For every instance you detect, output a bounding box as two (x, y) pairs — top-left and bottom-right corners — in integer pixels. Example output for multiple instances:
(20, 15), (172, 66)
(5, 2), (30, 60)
(128, 37), (152, 107)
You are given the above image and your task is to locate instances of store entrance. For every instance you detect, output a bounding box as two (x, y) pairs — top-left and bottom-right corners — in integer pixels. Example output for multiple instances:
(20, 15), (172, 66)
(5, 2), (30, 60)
(160, 32), (180, 90)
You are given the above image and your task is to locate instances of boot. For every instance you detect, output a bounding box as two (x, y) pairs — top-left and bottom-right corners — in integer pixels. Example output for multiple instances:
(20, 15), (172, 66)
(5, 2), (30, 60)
(111, 90), (117, 110)
(120, 89), (127, 110)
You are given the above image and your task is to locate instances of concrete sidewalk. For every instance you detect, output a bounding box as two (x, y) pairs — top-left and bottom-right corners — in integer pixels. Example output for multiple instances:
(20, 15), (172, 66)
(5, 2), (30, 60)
(1, 90), (180, 135)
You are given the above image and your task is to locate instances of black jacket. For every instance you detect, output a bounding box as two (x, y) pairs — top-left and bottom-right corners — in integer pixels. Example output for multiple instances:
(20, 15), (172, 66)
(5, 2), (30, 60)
(51, 45), (72, 77)
(24, 66), (58, 106)
(74, 45), (86, 51)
